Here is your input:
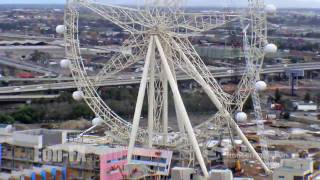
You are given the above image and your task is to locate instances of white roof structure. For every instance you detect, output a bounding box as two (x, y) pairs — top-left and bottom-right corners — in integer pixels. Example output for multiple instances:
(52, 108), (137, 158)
(46, 142), (126, 156)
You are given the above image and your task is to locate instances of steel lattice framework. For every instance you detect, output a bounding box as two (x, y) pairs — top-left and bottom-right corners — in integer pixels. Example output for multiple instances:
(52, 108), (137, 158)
(63, 0), (274, 177)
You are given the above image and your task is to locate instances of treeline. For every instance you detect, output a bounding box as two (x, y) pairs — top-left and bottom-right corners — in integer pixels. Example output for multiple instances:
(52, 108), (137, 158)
(0, 86), (222, 124)
(275, 39), (320, 52)
(0, 92), (94, 124)
(4, 86), (318, 125)
(100, 86), (218, 117)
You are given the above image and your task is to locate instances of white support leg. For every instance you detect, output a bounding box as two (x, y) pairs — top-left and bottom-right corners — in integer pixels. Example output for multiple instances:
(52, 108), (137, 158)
(161, 66), (169, 145)
(127, 36), (154, 162)
(167, 54), (185, 134)
(173, 41), (271, 173)
(154, 36), (209, 178)
(148, 45), (155, 148)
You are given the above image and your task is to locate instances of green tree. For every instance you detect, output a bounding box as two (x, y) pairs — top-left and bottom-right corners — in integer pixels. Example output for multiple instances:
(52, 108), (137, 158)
(283, 112), (290, 120)
(11, 106), (31, 123)
(57, 91), (73, 103)
(282, 99), (293, 111)
(29, 50), (51, 64)
(274, 88), (282, 103)
(11, 105), (43, 124)
(71, 103), (94, 119)
(243, 95), (253, 111)
(304, 92), (311, 103)
(0, 113), (15, 124)
(316, 92), (320, 104)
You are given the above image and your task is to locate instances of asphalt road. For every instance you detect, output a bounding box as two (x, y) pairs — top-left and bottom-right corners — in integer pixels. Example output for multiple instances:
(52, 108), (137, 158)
(0, 62), (319, 94)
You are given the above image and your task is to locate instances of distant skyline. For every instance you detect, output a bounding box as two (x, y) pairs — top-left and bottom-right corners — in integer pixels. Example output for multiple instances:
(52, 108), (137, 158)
(0, 0), (320, 8)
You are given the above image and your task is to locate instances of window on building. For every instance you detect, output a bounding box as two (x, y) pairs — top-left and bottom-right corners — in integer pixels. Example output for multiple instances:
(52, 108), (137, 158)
(158, 167), (165, 172)
(118, 155), (126, 161)
(140, 156), (151, 161)
(293, 176), (303, 180)
(278, 176), (285, 180)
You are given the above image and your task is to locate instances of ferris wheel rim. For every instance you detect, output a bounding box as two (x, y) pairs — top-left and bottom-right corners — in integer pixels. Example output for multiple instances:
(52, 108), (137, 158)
(63, 0), (271, 169)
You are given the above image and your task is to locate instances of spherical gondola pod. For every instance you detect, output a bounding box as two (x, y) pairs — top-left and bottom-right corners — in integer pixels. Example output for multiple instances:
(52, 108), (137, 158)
(60, 59), (71, 69)
(72, 91), (84, 101)
(92, 117), (104, 126)
(235, 112), (247, 122)
(265, 4), (277, 14)
(264, 43), (277, 54)
(255, 81), (267, 91)
(56, 25), (66, 34)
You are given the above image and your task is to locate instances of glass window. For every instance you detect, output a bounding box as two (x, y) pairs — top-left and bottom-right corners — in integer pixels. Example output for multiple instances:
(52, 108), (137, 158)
(293, 176), (303, 180)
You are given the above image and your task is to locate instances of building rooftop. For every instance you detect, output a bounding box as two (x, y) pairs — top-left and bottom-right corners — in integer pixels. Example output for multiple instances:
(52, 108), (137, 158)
(46, 142), (126, 156)
(18, 128), (80, 136)
(274, 167), (310, 174)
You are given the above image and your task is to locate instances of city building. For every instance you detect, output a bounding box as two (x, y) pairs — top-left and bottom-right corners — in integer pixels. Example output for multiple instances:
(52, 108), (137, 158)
(295, 103), (318, 112)
(273, 158), (320, 180)
(0, 129), (173, 180)
(0, 129), (80, 172)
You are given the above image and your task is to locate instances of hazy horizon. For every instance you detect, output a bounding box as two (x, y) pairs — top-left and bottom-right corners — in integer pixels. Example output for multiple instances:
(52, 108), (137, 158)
(0, 0), (320, 8)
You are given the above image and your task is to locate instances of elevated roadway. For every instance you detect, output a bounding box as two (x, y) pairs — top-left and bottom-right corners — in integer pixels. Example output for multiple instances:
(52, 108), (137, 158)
(0, 57), (58, 75)
(0, 33), (60, 41)
(0, 62), (319, 94)
(0, 94), (60, 101)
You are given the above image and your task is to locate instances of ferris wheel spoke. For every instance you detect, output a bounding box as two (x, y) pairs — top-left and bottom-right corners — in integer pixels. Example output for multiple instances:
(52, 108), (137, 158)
(168, 36), (230, 104)
(64, 5), (149, 143)
(164, 35), (270, 173)
(73, 0), (152, 33)
(173, 12), (241, 33)
(93, 52), (143, 85)
(94, 34), (150, 85)
(231, 4), (267, 110)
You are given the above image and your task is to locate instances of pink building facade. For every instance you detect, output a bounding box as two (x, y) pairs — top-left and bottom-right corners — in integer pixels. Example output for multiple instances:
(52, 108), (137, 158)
(100, 147), (172, 180)
(100, 149), (128, 180)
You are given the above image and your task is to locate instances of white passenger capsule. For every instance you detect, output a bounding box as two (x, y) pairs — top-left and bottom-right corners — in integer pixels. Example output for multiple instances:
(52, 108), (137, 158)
(264, 43), (278, 54)
(60, 59), (71, 69)
(92, 117), (104, 126)
(235, 112), (247, 122)
(72, 91), (84, 101)
(265, 4), (277, 14)
(56, 25), (66, 34)
(255, 81), (267, 91)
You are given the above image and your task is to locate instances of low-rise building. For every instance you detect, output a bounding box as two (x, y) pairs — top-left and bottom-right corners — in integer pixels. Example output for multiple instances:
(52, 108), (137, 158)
(0, 129), (173, 180)
(293, 102), (318, 112)
(273, 158), (320, 180)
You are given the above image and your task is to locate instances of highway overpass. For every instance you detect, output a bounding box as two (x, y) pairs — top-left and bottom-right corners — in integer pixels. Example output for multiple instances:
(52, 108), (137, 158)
(0, 33), (60, 41)
(0, 62), (319, 94)
(0, 57), (59, 75)
(0, 94), (60, 101)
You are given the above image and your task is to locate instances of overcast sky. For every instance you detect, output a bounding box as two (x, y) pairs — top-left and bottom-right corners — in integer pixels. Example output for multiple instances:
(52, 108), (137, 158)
(0, 0), (320, 8)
